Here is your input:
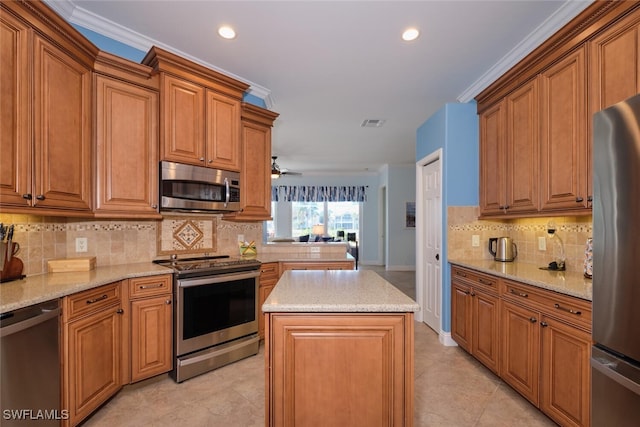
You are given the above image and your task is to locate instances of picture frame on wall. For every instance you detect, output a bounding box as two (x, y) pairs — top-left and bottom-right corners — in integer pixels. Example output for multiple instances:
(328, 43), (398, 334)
(405, 202), (416, 228)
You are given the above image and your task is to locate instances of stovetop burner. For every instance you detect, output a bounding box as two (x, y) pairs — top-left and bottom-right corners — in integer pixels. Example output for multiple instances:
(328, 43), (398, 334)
(154, 255), (261, 276)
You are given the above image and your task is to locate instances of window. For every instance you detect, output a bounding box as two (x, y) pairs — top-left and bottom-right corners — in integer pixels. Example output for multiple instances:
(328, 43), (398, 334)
(265, 201), (360, 241)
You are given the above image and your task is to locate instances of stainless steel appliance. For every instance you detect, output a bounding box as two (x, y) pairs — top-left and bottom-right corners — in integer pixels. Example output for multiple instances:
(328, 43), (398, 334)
(155, 255), (261, 383)
(160, 161), (240, 212)
(1, 300), (62, 426)
(592, 92), (640, 425)
(488, 237), (517, 262)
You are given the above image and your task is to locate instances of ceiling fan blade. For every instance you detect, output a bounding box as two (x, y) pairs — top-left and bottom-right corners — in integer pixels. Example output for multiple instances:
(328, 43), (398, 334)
(281, 170), (302, 176)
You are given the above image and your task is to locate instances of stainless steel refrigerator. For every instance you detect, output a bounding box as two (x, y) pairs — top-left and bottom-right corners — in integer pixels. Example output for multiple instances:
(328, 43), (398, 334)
(592, 92), (640, 426)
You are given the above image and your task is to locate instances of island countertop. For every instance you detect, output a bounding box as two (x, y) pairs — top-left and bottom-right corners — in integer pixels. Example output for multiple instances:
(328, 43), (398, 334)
(262, 269), (420, 313)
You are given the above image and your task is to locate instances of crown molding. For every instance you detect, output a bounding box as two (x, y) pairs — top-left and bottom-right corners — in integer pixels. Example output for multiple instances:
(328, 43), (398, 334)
(457, 0), (594, 103)
(43, 0), (273, 108)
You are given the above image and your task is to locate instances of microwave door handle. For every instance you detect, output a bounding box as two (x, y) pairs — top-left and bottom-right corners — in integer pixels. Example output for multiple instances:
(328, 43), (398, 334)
(224, 178), (230, 208)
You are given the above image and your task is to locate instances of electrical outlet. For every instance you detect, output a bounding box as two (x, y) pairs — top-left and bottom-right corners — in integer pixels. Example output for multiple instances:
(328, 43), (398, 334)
(471, 235), (480, 247)
(237, 234), (245, 243)
(76, 237), (88, 253)
(538, 236), (546, 251)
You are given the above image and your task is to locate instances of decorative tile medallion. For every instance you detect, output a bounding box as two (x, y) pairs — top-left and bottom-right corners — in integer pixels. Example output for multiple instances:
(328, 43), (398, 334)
(157, 216), (216, 255)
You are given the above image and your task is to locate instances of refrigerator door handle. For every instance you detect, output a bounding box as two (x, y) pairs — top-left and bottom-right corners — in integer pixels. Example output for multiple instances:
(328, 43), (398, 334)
(591, 356), (640, 396)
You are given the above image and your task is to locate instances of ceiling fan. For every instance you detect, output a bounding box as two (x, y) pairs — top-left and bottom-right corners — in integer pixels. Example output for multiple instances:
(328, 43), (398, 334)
(271, 156), (302, 179)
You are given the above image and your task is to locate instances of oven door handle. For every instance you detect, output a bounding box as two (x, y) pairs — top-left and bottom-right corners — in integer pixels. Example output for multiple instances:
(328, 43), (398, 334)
(177, 269), (260, 288)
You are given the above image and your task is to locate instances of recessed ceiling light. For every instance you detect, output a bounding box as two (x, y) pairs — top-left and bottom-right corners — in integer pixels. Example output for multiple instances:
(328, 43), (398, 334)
(218, 26), (236, 40)
(402, 28), (419, 41)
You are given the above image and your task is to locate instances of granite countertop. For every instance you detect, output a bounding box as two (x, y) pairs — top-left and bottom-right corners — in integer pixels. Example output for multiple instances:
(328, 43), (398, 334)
(448, 259), (592, 301)
(263, 269), (420, 313)
(256, 252), (355, 264)
(0, 263), (173, 313)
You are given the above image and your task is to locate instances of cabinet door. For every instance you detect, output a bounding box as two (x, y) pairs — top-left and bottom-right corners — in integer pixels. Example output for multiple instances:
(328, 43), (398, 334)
(237, 120), (271, 219)
(64, 306), (123, 426)
(130, 295), (173, 382)
(501, 300), (540, 406)
(505, 79), (539, 214)
(268, 313), (411, 427)
(540, 48), (588, 211)
(95, 75), (160, 217)
(540, 316), (591, 427)
(0, 11), (30, 207)
(479, 101), (506, 215)
(206, 90), (241, 171)
(161, 74), (205, 165)
(472, 290), (500, 374)
(590, 13), (640, 112)
(33, 35), (92, 210)
(451, 282), (472, 353)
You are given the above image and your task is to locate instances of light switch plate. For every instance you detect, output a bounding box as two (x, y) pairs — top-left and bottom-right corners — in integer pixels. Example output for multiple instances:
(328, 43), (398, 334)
(472, 235), (480, 247)
(538, 236), (546, 251)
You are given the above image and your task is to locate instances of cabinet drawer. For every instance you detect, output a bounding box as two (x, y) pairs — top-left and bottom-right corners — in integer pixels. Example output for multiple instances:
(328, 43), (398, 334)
(451, 266), (498, 294)
(64, 282), (121, 322)
(129, 275), (172, 299)
(259, 262), (280, 282)
(501, 279), (591, 329)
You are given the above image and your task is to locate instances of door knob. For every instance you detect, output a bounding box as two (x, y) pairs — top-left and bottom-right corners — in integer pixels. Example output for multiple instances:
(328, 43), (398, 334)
(435, 254), (440, 261)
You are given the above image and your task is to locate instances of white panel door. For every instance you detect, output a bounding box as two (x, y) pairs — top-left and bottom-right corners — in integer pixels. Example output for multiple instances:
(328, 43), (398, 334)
(422, 159), (442, 332)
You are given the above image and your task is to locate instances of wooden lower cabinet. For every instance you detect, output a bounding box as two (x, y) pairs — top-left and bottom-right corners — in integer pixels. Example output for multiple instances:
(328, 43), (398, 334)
(127, 275), (173, 383)
(452, 266), (592, 427)
(258, 262), (279, 339)
(266, 313), (414, 427)
(62, 282), (124, 427)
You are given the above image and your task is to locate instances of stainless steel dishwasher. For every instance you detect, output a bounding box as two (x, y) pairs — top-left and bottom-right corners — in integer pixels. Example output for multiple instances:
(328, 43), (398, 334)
(1, 300), (62, 426)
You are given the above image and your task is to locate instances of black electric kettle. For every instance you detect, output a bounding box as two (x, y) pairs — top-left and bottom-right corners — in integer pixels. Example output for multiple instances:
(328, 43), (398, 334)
(488, 237), (517, 262)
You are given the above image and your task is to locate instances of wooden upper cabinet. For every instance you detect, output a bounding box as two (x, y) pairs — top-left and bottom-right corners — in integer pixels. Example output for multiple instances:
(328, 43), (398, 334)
(143, 46), (248, 171)
(0, 1), (97, 215)
(540, 47), (588, 211)
(505, 79), (539, 214)
(479, 101), (506, 216)
(590, 11), (640, 113)
(224, 103), (279, 222)
(160, 74), (205, 165)
(206, 90), (241, 171)
(94, 53), (161, 218)
(479, 79), (538, 217)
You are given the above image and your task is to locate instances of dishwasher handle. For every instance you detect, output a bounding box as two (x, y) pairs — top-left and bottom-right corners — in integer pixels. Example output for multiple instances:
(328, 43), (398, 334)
(0, 306), (61, 338)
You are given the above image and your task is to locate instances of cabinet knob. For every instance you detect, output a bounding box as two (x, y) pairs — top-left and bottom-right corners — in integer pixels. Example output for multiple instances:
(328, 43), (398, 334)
(166, 299), (172, 305)
(116, 308), (124, 314)
(151, 204), (158, 209)
(35, 194), (45, 201)
(576, 196), (584, 203)
(199, 157), (205, 162)
(208, 159), (213, 164)
(587, 195), (593, 202)
(540, 321), (548, 327)
(470, 291), (476, 297)
(22, 194), (32, 200)
(529, 317), (537, 323)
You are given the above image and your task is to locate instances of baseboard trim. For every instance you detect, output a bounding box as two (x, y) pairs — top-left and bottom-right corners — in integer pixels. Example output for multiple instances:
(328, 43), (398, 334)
(439, 332), (458, 347)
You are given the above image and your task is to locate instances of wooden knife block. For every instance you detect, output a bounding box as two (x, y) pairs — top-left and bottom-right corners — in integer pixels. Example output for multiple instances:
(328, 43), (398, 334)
(0, 242), (25, 283)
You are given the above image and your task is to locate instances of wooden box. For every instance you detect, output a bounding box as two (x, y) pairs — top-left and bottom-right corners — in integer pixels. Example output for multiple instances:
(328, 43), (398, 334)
(47, 257), (96, 273)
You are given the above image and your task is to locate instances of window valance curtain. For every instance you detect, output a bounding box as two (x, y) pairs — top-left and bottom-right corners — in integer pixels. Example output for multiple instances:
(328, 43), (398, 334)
(271, 185), (367, 202)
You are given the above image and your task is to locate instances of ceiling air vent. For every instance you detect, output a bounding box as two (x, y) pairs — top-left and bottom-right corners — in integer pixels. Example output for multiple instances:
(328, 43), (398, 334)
(360, 119), (386, 128)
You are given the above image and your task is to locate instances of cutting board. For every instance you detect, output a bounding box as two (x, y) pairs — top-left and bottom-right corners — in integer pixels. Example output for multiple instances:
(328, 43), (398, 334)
(47, 257), (96, 273)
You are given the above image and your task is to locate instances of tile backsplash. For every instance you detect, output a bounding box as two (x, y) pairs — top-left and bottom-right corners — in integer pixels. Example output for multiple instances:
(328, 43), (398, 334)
(447, 206), (592, 274)
(0, 213), (262, 276)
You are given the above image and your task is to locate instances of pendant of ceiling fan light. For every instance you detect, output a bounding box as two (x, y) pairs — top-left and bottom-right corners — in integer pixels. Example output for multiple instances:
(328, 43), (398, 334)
(271, 156), (281, 178)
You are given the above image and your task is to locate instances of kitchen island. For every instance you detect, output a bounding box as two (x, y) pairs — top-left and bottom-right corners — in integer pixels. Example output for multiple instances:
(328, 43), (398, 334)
(263, 269), (419, 427)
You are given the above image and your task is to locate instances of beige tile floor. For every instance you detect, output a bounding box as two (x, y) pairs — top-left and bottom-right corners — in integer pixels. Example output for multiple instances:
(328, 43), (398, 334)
(84, 266), (556, 427)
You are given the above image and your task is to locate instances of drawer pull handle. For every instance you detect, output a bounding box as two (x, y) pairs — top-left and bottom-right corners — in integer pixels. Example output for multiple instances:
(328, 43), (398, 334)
(554, 303), (581, 316)
(462, 290), (470, 295)
(478, 278), (492, 285)
(116, 308), (124, 314)
(529, 317), (537, 323)
(456, 271), (467, 278)
(470, 291), (476, 297)
(540, 321), (548, 327)
(509, 289), (528, 298)
(140, 283), (164, 290)
(86, 294), (108, 304)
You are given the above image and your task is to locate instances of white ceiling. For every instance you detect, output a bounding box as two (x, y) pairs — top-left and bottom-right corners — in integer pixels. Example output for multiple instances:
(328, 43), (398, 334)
(46, 0), (593, 175)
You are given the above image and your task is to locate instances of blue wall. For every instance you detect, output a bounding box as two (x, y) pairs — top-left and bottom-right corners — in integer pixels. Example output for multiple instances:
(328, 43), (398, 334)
(416, 102), (478, 332)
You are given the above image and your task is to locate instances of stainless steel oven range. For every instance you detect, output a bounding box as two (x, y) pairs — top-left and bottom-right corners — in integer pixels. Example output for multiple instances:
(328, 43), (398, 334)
(154, 255), (261, 383)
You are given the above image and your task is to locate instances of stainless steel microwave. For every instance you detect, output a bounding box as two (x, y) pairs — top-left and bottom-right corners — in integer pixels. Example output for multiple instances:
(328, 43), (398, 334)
(160, 161), (240, 212)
